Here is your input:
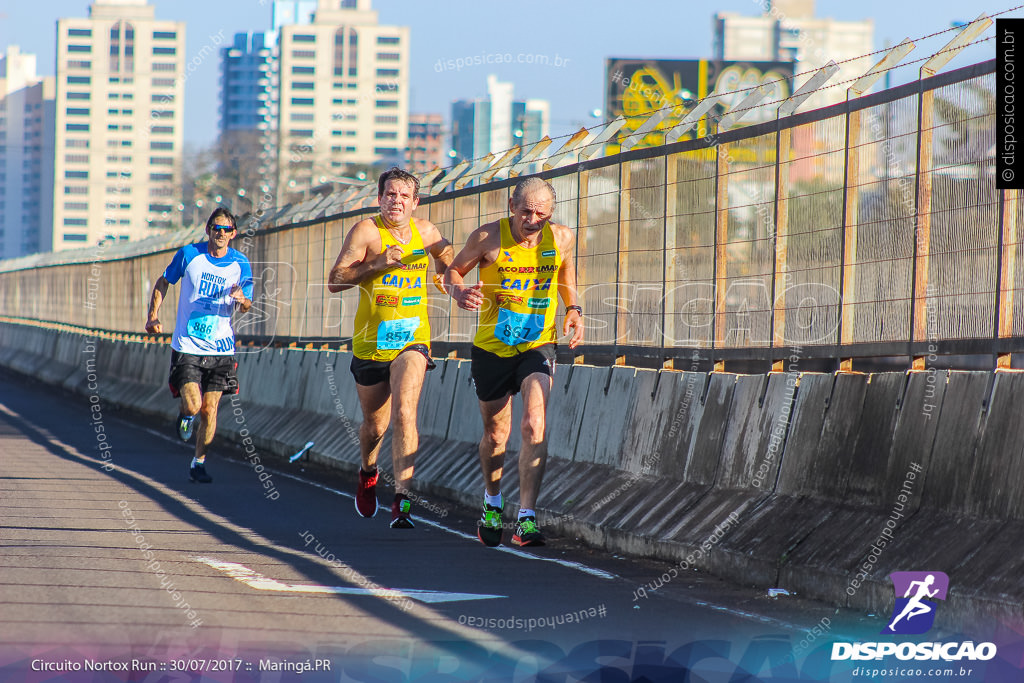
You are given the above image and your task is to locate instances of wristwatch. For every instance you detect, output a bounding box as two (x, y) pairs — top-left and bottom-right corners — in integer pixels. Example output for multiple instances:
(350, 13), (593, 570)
(565, 305), (583, 315)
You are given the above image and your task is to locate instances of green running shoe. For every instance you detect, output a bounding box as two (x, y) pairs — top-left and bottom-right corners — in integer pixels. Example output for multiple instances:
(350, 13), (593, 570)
(512, 516), (545, 547)
(477, 503), (503, 547)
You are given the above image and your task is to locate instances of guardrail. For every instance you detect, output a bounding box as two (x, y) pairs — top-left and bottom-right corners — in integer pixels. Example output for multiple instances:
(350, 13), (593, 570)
(0, 53), (1014, 370)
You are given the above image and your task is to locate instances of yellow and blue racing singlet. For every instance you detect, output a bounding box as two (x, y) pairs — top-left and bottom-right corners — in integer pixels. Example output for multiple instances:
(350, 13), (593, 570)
(474, 218), (561, 357)
(352, 217), (431, 361)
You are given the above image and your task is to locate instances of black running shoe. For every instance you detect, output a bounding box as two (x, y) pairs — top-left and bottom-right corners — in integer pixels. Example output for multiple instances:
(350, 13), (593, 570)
(477, 503), (503, 547)
(189, 462), (212, 483)
(390, 495), (414, 529)
(512, 516), (545, 547)
(177, 413), (196, 442)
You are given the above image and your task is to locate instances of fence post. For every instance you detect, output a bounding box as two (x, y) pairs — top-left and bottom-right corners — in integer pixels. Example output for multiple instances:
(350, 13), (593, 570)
(664, 155), (676, 354)
(714, 143), (730, 352)
(773, 124), (790, 349)
(576, 167), (587, 364)
(617, 161), (631, 347)
(998, 189), (1019, 368)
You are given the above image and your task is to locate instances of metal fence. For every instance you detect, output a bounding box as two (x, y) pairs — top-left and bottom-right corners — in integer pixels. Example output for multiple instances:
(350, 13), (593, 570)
(0, 58), (1017, 367)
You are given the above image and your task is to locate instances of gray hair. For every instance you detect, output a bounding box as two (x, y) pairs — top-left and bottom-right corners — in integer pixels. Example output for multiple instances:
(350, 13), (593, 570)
(511, 177), (556, 207)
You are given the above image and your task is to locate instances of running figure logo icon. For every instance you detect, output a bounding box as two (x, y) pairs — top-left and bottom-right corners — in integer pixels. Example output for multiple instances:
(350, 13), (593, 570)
(882, 571), (949, 635)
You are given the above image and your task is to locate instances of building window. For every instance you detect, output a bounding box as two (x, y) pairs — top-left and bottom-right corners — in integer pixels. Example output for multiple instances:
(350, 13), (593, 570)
(152, 93), (174, 103)
(150, 110), (173, 119)
(152, 77), (175, 87)
(64, 186), (88, 195)
(289, 129), (314, 137)
(67, 92), (91, 100)
(148, 203), (173, 212)
(63, 218), (88, 226)
(149, 173), (172, 181)
(64, 167), (89, 178)
(291, 97), (314, 106)
(375, 100), (398, 108)
(376, 68), (399, 77)
(64, 154), (90, 163)
(375, 115), (398, 124)
(292, 34), (316, 43)
(377, 36), (400, 45)
(68, 28), (92, 38)
(67, 44), (92, 53)
(63, 233), (88, 241)
(292, 50), (315, 59)
(374, 147), (399, 155)
(150, 141), (173, 150)
(149, 157), (174, 165)
(292, 66), (315, 74)
(150, 126), (173, 134)
(348, 29), (358, 76)
(153, 31), (177, 40)
(291, 113), (314, 122)
(64, 202), (89, 211)
(67, 60), (92, 70)
(152, 63), (176, 72)
(66, 139), (90, 149)
(376, 52), (400, 61)
(375, 131), (397, 140)
(292, 81), (314, 90)
(67, 76), (91, 85)
(153, 46), (176, 55)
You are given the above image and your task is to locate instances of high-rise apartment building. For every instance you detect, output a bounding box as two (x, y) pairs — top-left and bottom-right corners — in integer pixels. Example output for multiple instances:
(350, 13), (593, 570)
(451, 75), (550, 163)
(53, 0), (185, 250)
(0, 47), (55, 259)
(714, 0), (873, 111)
(219, 31), (279, 200)
(405, 113), (445, 174)
(276, 0), (409, 200)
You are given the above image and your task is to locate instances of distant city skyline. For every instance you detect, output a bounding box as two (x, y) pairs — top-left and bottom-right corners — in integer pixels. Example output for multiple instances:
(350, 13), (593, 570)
(0, 0), (1010, 153)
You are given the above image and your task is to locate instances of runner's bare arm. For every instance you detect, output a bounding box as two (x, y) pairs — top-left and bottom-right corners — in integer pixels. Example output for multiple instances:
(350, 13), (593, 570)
(419, 219), (454, 275)
(229, 284), (252, 314)
(444, 223), (497, 309)
(554, 225), (584, 349)
(145, 276), (170, 333)
(327, 219), (399, 293)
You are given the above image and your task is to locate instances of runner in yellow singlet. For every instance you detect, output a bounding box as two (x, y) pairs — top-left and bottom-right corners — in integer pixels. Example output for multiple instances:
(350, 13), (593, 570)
(328, 168), (453, 529)
(445, 177), (584, 547)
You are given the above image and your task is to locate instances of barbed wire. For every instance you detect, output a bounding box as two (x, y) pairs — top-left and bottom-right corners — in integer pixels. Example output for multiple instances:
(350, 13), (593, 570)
(420, 6), (1015, 185)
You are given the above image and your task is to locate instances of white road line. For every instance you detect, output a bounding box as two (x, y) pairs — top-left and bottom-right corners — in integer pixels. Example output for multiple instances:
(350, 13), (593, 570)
(141, 423), (617, 580)
(193, 556), (505, 603)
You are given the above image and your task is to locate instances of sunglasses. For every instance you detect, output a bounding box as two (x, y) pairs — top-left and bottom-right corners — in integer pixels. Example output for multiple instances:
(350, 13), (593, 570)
(209, 225), (234, 234)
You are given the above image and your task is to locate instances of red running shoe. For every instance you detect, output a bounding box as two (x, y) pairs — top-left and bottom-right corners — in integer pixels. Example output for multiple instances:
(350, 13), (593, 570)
(355, 467), (379, 518)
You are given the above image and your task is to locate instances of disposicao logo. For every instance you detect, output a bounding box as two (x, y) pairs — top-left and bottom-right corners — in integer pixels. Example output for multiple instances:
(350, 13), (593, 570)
(830, 571), (997, 663)
(883, 571), (948, 635)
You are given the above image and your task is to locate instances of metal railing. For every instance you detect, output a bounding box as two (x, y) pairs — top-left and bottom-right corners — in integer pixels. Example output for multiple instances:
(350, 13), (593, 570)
(0, 47), (1016, 369)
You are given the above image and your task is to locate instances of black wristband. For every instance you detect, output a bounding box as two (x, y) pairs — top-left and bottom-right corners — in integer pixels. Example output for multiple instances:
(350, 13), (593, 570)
(565, 305), (582, 315)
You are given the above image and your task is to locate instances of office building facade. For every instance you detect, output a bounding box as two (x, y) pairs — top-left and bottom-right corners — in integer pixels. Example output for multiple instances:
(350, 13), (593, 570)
(53, 0), (185, 250)
(276, 0), (409, 200)
(0, 47), (55, 258)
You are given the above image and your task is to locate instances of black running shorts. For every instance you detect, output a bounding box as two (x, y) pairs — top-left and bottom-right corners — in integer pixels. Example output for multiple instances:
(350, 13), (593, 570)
(470, 344), (555, 402)
(168, 350), (239, 397)
(349, 343), (436, 387)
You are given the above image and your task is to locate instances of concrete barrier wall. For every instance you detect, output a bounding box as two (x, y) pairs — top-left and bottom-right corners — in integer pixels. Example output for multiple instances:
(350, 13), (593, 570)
(4, 320), (1024, 631)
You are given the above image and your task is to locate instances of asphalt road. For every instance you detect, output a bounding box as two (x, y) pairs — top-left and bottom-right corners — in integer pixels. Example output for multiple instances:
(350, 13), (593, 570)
(0, 368), (899, 682)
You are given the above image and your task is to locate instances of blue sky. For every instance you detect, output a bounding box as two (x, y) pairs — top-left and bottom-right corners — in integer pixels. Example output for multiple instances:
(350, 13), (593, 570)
(0, 0), (1012, 149)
